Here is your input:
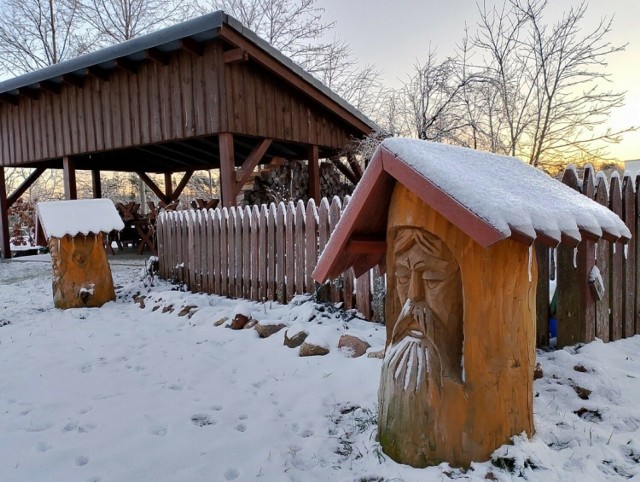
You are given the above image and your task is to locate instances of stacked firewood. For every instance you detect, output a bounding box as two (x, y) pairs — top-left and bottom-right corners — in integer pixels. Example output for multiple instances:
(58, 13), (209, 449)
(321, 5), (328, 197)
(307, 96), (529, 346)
(239, 159), (353, 206)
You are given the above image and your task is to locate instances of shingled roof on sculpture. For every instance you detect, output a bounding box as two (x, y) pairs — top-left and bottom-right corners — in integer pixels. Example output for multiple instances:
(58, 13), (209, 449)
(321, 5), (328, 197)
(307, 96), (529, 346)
(313, 138), (631, 281)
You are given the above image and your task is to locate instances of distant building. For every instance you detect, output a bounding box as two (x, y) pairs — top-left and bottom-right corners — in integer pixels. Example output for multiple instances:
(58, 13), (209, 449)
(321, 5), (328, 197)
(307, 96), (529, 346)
(623, 159), (640, 177)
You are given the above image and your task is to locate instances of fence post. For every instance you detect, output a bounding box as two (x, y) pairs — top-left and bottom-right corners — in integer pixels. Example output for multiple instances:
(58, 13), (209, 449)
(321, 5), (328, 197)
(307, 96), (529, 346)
(305, 199), (318, 294)
(609, 174), (623, 341)
(535, 241), (549, 347)
(556, 167), (596, 347)
(622, 173), (636, 338)
(594, 176), (611, 341)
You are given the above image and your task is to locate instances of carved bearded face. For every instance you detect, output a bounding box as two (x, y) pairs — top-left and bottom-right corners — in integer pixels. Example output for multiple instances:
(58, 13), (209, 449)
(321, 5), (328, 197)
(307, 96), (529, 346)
(385, 227), (464, 386)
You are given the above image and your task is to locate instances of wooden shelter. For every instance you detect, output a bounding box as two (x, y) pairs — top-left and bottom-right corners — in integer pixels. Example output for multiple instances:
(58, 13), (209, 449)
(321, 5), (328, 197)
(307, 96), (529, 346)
(0, 12), (375, 258)
(37, 199), (124, 309)
(313, 138), (630, 468)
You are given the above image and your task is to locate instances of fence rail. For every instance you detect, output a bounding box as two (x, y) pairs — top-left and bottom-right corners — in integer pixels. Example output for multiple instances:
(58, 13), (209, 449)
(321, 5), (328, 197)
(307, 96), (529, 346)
(156, 196), (385, 321)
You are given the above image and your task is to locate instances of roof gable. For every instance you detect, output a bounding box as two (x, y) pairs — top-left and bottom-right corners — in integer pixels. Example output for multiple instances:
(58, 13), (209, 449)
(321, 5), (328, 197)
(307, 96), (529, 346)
(313, 138), (631, 281)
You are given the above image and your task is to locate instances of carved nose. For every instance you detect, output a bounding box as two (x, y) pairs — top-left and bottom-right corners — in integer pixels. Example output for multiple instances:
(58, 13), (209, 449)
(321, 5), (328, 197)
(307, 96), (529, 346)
(407, 270), (423, 301)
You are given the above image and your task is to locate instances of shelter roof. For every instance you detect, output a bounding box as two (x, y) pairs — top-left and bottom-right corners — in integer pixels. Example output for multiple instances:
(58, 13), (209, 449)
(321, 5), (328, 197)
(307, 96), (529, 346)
(313, 138), (631, 281)
(0, 11), (375, 132)
(37, 199), (124, 239)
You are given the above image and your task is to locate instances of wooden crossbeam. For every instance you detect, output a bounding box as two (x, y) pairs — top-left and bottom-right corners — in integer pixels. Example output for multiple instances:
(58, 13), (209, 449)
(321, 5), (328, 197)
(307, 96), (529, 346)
(330, 157), (358, 185)
(224, 48), (249, 64)
(115, 58), (138, 74)
(137, 171), (170, 204)
(39, 81), (61, 94)
(62, 74), (85, 88)
(172, 170), (195, 201)
(18, 88), (39, 100)
(7, 167), (46, 207)
(235, 139), (272, 191)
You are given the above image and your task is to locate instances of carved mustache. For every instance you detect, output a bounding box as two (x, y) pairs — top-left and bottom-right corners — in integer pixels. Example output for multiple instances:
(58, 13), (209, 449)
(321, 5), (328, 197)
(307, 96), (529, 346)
(391, 299), (433, 345)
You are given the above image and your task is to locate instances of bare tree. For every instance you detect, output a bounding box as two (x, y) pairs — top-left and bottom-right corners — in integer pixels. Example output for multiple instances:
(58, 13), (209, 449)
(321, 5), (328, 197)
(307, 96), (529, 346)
(78, 0), (189, 45)
(0, 0), (88, 75)
(472, 0), (634, 166)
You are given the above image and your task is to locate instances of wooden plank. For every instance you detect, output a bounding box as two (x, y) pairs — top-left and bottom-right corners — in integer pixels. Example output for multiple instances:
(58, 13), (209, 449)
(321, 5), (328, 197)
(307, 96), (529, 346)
(355, 271), (372, 320)
(76, 81), (87, 152)
(220, 207), (229, 297)
(295, 200), (305, 294)
(83, 82), (96, 152)
(148, 62), (162, 143)
(328, 197), (342, 303)
(212, 208), (222, 294)
(636, 174), (640, 334)
(61, 87), (73, 154)
(609, 175), (624, 341)
(317, 197), (331, 302)
(203, 44), (221, 133)
(556, 168), (596, 347)
(305, 199), (318, 293)
(127, 72), (139, 145)
(275, 202), (286, 304)
(158, 63), (172, 141)
(193, 52), (206, 136)
(244, 66), (257, 136)
(170, 56), (184, 139)
(114, 74), (126, 147)
(535, 242), (550, 347)
(595, 178), (611, 341)
(235, 206), (244, 298)
(250, 206), (260, 301)
(180, 53), (195, 138)
(139, 65), (151, 145)
(101, 79), (113, 150)
(187, 212), (196, 292)
(622, 173), (636, 338)
(242, 206), (251, 299)
(267, 203), (277, 301)
(259, 204), (268, 301)
(285, 201), (296, 302)
(227, 207), (237, 297)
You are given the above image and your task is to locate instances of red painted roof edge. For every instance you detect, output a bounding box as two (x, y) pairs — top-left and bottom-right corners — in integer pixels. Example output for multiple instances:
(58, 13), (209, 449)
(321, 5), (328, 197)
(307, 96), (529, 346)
(381, 148), (506, 248)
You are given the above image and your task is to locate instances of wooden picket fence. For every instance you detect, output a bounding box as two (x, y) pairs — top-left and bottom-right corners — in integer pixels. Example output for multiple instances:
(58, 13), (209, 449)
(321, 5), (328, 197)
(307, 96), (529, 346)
(536, 166), (640, 348)
(155, 196), (385, 321)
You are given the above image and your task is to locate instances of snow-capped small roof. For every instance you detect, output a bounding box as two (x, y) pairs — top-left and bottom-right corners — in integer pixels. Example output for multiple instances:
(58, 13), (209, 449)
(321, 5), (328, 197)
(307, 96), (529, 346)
(37, 199), (124, 239)
(313, 138), (631, 281)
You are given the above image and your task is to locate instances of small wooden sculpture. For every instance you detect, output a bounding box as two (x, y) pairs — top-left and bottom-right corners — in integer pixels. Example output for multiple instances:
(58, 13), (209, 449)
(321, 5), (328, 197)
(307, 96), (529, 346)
(49, 233), (116, 309)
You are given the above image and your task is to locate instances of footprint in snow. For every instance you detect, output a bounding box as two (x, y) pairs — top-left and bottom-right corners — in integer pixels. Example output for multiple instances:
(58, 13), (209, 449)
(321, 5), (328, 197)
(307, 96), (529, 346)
(80, 363), (93, 373)
(78, 406), (93, 415)
(238, 414), (248, 420)
(24, 421), (53, 432)
(63, 421), (96, 433)
(224, 468), (239, 480)
(211, 405), (223, 411)
(36, 441), (51, 452)
(75, 455), (89, 466)
(168, 383), (183, 391)
(191, 414), (216, 427)
(300, 429), (314, 438)
(235, 423), (246, 432)
(144, 415), (168, 436)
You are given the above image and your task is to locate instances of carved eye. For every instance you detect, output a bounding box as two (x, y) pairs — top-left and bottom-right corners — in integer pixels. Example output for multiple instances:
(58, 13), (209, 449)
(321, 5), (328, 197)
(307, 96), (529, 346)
(426, 279), (442, 289)
(396, 273), (410, 285)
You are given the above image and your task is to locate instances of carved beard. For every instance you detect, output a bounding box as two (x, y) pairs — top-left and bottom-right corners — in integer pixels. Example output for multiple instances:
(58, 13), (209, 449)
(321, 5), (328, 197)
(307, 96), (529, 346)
(381, 299), (443, 394)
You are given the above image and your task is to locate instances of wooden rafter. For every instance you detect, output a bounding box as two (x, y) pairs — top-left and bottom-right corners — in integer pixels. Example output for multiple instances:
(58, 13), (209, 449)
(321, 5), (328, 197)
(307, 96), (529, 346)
(330, 157), (358, 185)
(144, 48), (170, 65)
(62, 74), (84, 88)
(171, 170), (194, 201)
(137, 171), (170, 204)
(0, 93), (18, 105)
(235, 138), (272, 191)
(7, 167), (46, 206)
(223, 48), (249, 64)
(180, 38), (203, 56)
(18, 88), (39, 100)
(115, 58), (138, 74)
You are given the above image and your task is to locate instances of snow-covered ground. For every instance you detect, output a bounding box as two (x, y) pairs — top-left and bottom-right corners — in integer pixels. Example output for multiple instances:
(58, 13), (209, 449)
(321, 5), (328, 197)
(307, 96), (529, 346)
(1, 255), (640, 481)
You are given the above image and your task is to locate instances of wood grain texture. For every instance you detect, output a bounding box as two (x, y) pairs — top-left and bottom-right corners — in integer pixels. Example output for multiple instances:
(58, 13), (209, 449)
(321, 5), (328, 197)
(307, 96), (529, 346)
(379, 184), (535, 468)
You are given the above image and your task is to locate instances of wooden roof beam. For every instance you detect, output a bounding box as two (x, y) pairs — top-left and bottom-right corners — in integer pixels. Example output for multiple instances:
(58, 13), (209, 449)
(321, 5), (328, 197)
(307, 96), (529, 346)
(144, 48), (170, 65)
(224, 48), (249, 64)
(62, 73), (85, 88)
(7, 167), (46, 207)
(179, 38), (203, 56)
(0, 93), (18, 105)
(18, 87), (39, 100)
(39, 80), (62, 94)
(86, 66), (110, 81)
(115, 58), (138, 74)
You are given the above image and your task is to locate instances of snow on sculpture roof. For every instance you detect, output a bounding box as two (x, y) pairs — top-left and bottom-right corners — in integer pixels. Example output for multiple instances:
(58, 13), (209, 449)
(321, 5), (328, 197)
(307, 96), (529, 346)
(37, 199), (125, 239)
(313, 138), (631, 281)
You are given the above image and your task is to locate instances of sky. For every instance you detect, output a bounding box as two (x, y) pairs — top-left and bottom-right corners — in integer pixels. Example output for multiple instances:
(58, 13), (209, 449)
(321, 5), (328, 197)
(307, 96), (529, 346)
(321, 0), (640, 162)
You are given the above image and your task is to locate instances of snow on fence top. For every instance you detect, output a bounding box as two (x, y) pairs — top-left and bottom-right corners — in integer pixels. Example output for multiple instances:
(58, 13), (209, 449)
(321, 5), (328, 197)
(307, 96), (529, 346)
(37, 199), (124, 240)
(313, 138), (631, 281)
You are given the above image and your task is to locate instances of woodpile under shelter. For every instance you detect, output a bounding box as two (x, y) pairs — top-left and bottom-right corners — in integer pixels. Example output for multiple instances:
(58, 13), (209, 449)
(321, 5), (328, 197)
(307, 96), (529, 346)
(0, 11), (375, 258)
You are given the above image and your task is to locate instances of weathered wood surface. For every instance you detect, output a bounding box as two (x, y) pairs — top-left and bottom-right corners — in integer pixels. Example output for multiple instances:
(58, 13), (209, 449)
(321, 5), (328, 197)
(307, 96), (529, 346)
(379, 184), (535, 468)
(48, 233), (116, 309)
(157, 196), (384, 320)
(535, 242), (549, 347)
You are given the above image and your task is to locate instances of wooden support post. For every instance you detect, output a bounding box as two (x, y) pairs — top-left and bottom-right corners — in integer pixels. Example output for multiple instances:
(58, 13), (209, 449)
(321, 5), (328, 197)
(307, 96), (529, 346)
(0, 167), (11, 259)
(308, 145), (320, 203)
(164, 173), (173, 201)
(92, 170), (102, 198)
(7, 167), (46, 206)
(219, 133), (236, 207)
(63, 156), (77, 200)
(535, 242), (550, 347)
(137, 172), (170, 205)
(235, 139), (272, 191)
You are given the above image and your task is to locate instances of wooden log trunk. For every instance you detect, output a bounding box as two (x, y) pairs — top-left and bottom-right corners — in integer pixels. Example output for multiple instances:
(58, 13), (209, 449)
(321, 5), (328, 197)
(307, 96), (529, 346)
(379, 184), (536, 468)
(48, 233), (116, 309)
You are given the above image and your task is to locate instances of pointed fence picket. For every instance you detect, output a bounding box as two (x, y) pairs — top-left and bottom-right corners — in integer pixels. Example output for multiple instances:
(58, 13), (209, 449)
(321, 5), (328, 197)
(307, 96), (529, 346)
(157, 196), (384, 321)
